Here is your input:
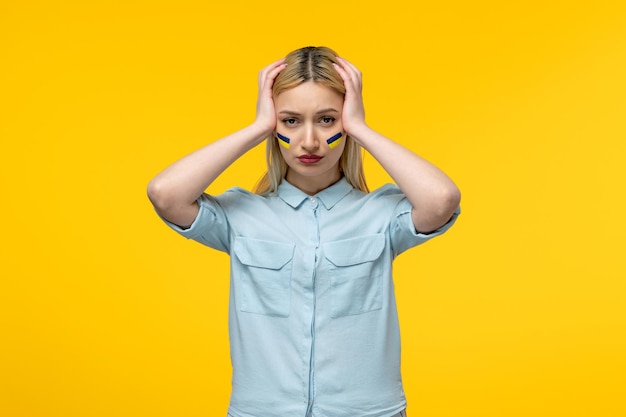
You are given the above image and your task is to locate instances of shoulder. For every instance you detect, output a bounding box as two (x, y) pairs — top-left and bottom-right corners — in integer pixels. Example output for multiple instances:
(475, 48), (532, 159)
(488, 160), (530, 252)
(369, 183), (404, 197)
(208, 186), (270, 204)
(360, 183), (407, 206)
(195, 187), (272, 216)
(336, 183), (409, 219)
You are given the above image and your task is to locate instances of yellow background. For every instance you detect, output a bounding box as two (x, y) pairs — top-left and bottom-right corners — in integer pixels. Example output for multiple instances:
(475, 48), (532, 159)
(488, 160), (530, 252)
(1, 1), (625, 416)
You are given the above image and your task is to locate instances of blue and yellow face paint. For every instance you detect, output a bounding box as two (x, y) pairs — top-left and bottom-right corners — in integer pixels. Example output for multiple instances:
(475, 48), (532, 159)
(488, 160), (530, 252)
(276, 132), (291, 149)
(276, 131), (344, 149)
(326, 132), (343, 149)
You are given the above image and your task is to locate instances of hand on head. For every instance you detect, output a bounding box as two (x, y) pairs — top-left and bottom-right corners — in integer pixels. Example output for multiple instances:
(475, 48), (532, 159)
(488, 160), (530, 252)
(332, 57), (367, 138)
(254, 58), (287, 136)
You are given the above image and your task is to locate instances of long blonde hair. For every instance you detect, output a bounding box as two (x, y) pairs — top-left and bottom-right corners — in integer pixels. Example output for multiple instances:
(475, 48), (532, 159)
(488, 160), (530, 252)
(253, 46), (369, 195)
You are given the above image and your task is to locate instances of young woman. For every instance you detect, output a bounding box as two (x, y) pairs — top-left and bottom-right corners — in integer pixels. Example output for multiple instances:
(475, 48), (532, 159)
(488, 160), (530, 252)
(148, 46), (461, 417)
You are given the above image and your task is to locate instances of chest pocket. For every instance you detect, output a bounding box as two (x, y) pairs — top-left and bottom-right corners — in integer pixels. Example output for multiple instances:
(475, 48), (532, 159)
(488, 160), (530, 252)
(233, 237), (295, 317)
(323, 234), (385, 318)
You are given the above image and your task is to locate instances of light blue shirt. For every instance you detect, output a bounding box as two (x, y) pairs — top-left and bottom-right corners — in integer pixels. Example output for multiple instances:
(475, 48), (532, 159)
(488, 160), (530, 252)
(160, 178), (460, 417)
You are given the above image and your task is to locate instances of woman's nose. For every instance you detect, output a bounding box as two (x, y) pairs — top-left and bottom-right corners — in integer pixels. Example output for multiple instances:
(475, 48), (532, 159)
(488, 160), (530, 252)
(300, 125), (319, 151)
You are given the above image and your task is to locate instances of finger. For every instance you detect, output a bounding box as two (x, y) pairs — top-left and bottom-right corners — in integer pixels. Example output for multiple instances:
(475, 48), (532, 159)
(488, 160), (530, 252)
(335, 57), (362, 90)
(337, 56), (361, 76)
(258, 58), (287, 86)
(332, 62), (351, 88)
(260, 57), (286, 74)
(333, 61), (360, 94)
(266, 64), (287, 92)
(336, 57), (361, 83)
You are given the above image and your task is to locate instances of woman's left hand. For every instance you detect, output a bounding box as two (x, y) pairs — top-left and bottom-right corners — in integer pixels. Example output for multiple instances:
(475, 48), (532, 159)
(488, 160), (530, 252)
(333, 57), (368, 139)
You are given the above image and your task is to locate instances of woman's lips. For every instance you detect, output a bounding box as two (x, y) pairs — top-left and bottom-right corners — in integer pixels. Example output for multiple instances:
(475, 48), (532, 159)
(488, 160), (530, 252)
(298, 155), (323, 164)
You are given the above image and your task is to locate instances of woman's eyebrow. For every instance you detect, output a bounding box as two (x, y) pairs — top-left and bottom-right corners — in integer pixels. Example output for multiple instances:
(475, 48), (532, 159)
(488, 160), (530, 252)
(278, 108), (339, 115)
(316, 108), (339, 114)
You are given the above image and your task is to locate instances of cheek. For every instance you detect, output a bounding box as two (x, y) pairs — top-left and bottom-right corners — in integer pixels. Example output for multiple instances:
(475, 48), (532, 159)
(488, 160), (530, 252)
(276, 132), (291, 149)
(278, 142), (289, 159)
(328, 138), (346, 160)
(277, 141), (296, 166)
(325, 132), (344, 149)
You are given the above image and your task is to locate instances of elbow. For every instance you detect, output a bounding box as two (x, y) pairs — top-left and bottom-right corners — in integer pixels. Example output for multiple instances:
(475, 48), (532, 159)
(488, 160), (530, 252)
(433, 184), (461, 220)
(445, 185), (461, 212)
(412, 184), (461, 233)
(147, 178), (174, 213)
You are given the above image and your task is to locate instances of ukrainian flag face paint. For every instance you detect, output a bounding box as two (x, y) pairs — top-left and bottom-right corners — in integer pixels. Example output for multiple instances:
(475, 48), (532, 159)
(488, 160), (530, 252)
(277, 131), (344, 150)
(276, 132), (291, 149)
(326, 132), (343, 149)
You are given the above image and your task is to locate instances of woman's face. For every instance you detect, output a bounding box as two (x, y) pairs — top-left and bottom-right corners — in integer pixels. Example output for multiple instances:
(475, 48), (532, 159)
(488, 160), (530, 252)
(274, 81), (346, 194)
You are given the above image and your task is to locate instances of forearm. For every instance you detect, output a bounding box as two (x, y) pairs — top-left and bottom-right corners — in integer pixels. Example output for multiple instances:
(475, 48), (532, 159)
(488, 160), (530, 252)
(147, 58), (286, 228)
(147, 123), (269, 213)
(351, 125), (461, 232)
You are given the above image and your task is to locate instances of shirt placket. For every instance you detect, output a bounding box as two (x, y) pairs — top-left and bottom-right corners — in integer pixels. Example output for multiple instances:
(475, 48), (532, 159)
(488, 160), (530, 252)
(305, 196), (320, 416)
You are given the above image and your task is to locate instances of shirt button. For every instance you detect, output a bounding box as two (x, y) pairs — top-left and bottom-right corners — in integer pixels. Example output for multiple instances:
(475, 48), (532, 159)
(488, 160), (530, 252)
(310, 197), (316, 203)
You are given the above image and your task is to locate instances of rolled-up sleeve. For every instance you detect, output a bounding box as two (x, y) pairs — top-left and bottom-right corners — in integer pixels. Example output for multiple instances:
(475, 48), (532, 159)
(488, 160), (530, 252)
(157, 193), (231, 253)
(390, 196), (460, 258)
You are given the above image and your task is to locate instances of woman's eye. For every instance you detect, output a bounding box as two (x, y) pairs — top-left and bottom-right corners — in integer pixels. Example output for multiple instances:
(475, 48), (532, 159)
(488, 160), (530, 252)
(320, 117), (335, 125)
(283, 118), (297, 125)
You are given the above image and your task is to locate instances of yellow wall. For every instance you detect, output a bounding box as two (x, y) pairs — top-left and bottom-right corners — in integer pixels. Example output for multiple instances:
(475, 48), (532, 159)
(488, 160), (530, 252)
(1, 1), (624, 416)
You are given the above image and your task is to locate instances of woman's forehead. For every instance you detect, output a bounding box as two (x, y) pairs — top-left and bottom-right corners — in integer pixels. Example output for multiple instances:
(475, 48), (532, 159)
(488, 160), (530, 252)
(275, 82), (343, 112)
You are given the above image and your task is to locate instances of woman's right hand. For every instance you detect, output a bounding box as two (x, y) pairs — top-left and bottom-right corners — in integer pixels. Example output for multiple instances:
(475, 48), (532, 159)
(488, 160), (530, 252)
(148, 58), (287, 229)
(253, 58), (287, 137)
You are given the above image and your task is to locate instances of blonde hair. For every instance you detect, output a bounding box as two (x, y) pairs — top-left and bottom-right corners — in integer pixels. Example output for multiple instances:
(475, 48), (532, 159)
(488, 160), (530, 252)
(253, 46), (369, 195)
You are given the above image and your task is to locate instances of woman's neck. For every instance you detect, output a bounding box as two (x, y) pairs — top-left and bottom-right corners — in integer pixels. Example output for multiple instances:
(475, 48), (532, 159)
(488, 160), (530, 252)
(284, 169), (342, 196)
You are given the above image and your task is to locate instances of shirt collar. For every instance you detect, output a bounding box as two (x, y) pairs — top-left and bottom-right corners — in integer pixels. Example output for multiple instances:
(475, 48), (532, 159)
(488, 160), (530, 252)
(277, 177), (354, 210)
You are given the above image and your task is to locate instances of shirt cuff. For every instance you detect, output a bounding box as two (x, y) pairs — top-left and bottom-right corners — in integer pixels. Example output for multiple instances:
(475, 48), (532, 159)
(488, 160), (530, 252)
(411, 205), (461, 238)
(155, 195), (214, 239)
